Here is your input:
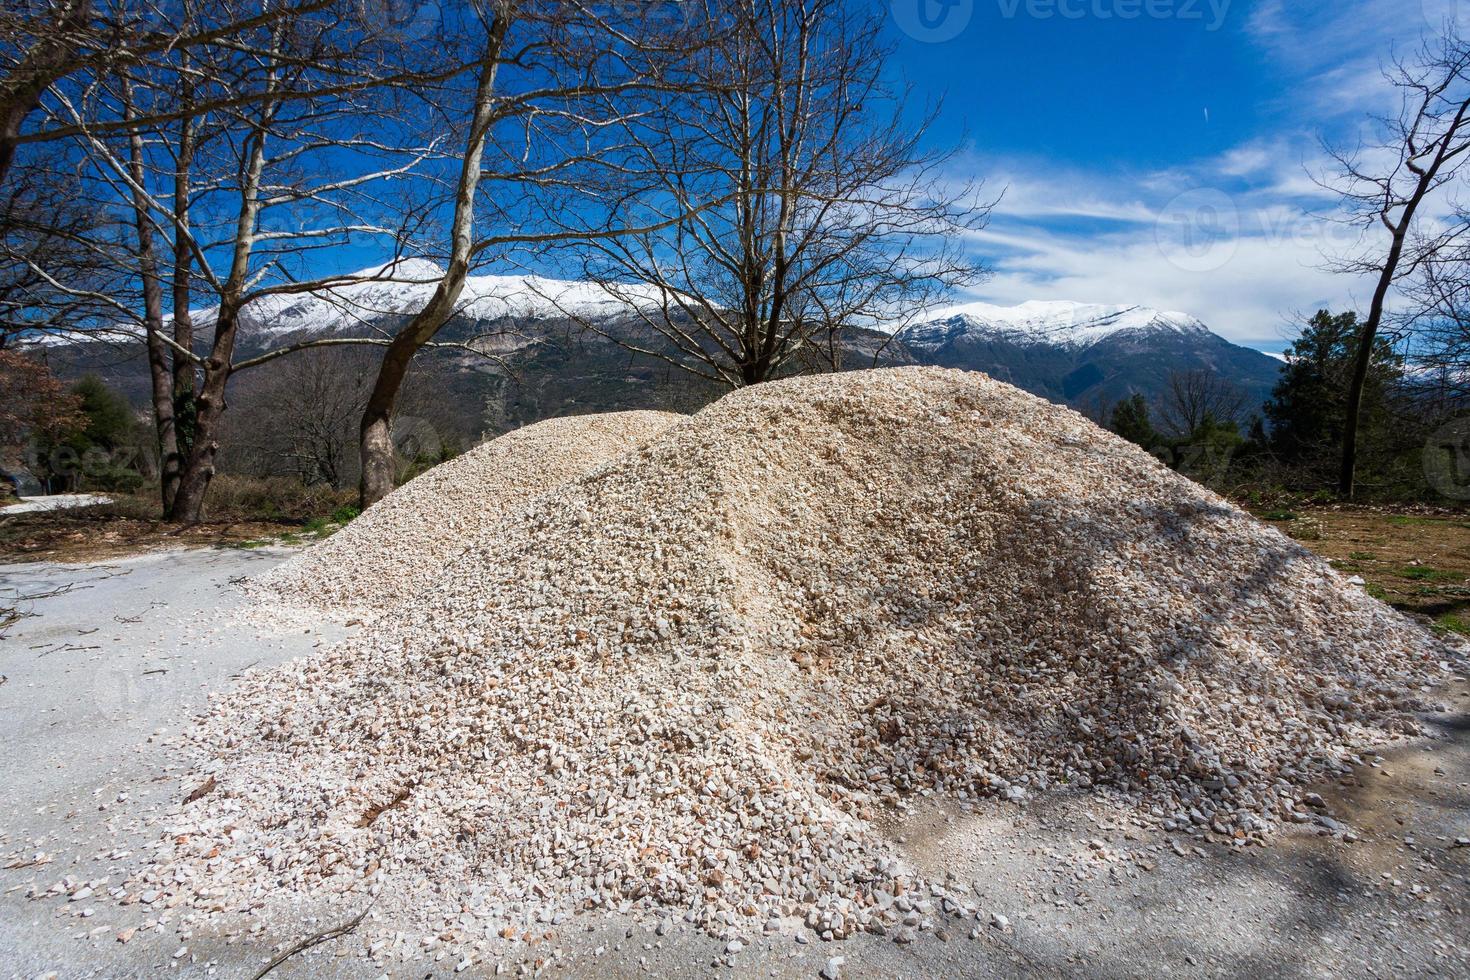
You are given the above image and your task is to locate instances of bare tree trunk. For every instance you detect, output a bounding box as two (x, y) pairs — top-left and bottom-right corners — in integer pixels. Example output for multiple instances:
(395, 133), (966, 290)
(170, 312), (236, 522)
(1330, 38), (1470, 498)
(169, 59), (271, 524)
(170, 68), (197, 473)
(1338, 246), (1404, 499)
(358, 15), (507, 509)
(122, 76), (180, 509)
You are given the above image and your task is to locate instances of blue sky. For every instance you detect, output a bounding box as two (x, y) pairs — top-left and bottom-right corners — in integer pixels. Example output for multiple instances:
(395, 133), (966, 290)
(884, 0), (1463, 350)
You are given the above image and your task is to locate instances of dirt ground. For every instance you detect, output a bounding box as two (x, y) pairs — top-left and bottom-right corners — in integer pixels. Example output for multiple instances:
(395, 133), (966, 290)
(0, 504), (320, 563)
(1245, 505), (1470, 635)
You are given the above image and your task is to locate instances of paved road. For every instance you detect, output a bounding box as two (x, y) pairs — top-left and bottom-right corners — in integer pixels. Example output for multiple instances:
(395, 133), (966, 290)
(1, 548), (1467, 978)
(0, 548), (352, 978)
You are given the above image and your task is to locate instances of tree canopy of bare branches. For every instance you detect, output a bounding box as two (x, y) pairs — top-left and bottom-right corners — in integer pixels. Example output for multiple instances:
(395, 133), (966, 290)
(353, 0), (724, 507)
(1323, 28), (1470, 498)
(30, 1), (464, 519)
(1158, 368), (1248, 439)
(554, 0), (988, 388)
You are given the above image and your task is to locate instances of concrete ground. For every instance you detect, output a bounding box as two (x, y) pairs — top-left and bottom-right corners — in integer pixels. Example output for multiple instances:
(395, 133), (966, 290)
(0, 495), (113, 515)
(1, 548), (1467, 979)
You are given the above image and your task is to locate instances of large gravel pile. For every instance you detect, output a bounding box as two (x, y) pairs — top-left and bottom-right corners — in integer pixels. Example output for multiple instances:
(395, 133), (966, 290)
(247, 410), (681, 615)
(146, 367), (1448, 951)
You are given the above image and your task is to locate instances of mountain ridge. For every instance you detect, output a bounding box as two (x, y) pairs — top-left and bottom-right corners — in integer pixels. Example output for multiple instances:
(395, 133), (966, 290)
(41, 262), (1286, 444)
(901, 299), (1215, 352)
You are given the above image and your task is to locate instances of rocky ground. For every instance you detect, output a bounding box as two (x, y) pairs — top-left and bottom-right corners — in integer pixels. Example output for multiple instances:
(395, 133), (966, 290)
(0, 534), (1466, 976)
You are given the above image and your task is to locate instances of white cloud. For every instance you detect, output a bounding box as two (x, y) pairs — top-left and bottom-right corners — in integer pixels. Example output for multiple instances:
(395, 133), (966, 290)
(953, 144), (1384, 349)
(947, 0), (1457, 351)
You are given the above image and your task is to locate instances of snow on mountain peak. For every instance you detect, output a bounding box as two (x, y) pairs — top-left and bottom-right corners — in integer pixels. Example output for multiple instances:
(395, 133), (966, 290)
(203, 260), (665, 337)
(903, 299), (1211, 351)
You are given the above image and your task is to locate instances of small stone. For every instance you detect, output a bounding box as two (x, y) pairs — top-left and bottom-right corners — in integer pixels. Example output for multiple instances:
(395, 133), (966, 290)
(821, 955), (845, 979)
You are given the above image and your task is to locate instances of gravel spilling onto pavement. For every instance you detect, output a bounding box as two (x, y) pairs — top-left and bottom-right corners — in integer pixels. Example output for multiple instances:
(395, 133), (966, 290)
(140, 367), (1451, 954)
(246, 410), (681, 616)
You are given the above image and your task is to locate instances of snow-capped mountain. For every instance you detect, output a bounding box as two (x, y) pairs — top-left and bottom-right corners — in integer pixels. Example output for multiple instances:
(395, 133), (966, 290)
(193, 273), (1286, 413)
(901, 300), (1212, 352)
(898, 298), (1283, 411)
(49, 264), (1285, 432)
(192, 259), (662, 338)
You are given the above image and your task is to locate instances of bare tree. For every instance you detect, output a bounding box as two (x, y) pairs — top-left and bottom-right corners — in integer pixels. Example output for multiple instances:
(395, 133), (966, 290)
(47, 1), (451, 521)
(119, 69), (178, 507)
(356, 2), (508, 508)
(354, 0), (712, 507)
(1323, 30), (1470, 498)
(0, 143), (127, 344)
(1404, 205), (1470, 398)
(554, 0), (988, 389)
(224, 345), (376, 487)
(1158, 368), (1248, 439)
(0, 0), (349, 185)
(0, 0), (95, 184)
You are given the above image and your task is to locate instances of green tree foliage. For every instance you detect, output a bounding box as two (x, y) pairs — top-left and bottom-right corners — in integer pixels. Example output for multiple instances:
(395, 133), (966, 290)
(69, 375), (134, 452)
(1110, 394), (1161, 451)
(1264, 310), (1406, 488)
(33, 375), (146, 492)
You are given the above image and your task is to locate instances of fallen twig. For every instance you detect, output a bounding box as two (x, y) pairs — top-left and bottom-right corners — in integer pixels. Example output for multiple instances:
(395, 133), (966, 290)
(37, 644), (100, 656)
(251, 901), (374, 979)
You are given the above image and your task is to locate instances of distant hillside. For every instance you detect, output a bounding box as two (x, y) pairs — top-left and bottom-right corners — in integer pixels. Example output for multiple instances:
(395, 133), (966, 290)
(35, 266), (1284, 453)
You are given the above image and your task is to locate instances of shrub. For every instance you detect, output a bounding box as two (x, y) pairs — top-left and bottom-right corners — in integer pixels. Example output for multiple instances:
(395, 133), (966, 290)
(201, 475), (355, 523)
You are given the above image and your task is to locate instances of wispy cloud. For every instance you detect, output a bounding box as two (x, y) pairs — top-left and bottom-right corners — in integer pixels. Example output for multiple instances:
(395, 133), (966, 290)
(952, 1), (1448, 351)
(955, 143), (1379, 348)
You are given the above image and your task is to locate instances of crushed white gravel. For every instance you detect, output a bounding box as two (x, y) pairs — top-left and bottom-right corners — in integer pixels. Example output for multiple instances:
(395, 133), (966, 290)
(246, 410), (681, 616)
(137, 367), (1453, 955)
